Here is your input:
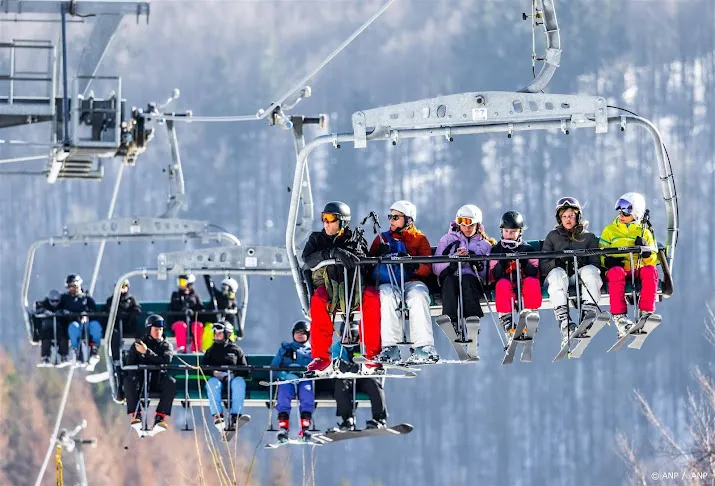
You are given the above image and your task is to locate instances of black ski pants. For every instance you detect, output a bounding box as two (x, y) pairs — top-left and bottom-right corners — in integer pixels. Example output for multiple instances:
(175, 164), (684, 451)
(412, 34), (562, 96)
(124, 372), (177, 417)
(334, 377), (386, 422)
(39, 316), (69, 358)
(441, 273), (485, 322)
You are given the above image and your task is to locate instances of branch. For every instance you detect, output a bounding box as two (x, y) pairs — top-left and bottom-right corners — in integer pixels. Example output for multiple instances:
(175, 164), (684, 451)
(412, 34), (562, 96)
(635, 389), (689, 457)
(616, 432), (648, 486)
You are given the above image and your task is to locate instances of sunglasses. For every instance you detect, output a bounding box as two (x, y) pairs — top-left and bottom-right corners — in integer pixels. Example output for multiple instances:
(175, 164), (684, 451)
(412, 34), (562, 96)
(321, 212), (339, 223)
(387, 214), (403, 221)
(456, 216), (477, 226)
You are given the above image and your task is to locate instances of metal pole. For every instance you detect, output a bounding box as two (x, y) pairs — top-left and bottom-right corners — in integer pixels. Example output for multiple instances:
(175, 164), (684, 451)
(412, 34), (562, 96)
(60, 4), (70, 147)
(89, 163), (126, 295)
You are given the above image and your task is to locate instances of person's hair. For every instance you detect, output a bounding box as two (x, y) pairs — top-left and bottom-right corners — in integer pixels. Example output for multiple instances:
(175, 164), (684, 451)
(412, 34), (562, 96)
(478, 224), (497, 245)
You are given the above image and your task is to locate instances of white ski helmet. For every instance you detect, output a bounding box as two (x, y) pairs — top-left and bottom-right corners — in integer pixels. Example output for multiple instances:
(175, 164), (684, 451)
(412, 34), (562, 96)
(390, 200), (416, 222)
(221, 277), (239, 294)
(615, 192), (646, 222)
(455, 204), (482, 225)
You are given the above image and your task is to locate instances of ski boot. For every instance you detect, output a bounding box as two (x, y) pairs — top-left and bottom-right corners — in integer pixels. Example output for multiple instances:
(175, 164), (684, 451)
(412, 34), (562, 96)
(305, 357), (334, 377)
(213, 413), (225, 433)
(330, 417), (355, 433)
(277, 415), (290, 442)
(86, 344), (100, 372)
(298, 416), (312, 441)
(555, 306), (577, 347)
(37, 356), (51, 368)
(130, 412), (143, 437)
(56, 354), (72, 369)
(365, 418), (387, 430)
(375, 345), (401, 364)
(407, 345), (439, 364)
(152, 414), (169, 435)
(614, 314), (635, 338)
(580, 302), (600, 333)
(499, 314), (515, 343)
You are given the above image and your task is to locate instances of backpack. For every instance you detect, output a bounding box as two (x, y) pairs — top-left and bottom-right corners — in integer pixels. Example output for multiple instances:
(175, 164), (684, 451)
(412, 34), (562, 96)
(371, 231), (412, 285)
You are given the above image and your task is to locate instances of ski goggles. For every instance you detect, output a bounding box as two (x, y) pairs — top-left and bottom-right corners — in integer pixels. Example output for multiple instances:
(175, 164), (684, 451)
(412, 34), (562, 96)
(49, 299), (60, 306)
(177, 277), (193, 287)
(386, 214), (403, 221)
(321, 212), (339, 223)
(615, 198), (633, 216)
(555, 196), (581, 210)
(456, 216), (477, 226)
(149, 319), (165, 328)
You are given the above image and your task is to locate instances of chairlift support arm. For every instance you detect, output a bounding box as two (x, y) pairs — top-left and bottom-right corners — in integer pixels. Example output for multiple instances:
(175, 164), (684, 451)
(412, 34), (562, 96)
(520, 0), (561, 93)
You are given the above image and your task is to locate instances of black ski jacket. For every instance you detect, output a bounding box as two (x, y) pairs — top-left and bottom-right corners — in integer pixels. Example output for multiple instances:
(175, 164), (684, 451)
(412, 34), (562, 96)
(125, 333), (174, 374)
(539, 225), (601, 277)
(59, 291), (97, 315)
(169, 289), (203, 313)
(215, 292), (237, 312)
(302, 228), (368, 287)
(203, 341), (248, 377)
(106, 293), (142, 317)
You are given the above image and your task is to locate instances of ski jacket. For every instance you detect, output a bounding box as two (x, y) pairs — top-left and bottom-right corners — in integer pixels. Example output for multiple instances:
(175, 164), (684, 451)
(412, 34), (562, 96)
(169, 289), (203, 313)
(59, 292), (97, 316)
(489, 240), (540, 283)
(369, 226), (432, 281)
(433, 222), (491, 282)
(35, 297), (61, 316)
(270, 341), (312, 368)
(203, 340), (248, 377)
(125, 334), (174, 370)
(105, 293), (142, 317)
(599, 217), (658, 271)
(540, 225), (600, 277)
(215, 292), (238, 312)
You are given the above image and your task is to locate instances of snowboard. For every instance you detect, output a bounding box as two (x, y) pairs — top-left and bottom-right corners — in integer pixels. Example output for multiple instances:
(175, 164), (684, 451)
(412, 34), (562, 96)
(86, 371), (110, 384)
(608, 313), (662, 353)
(435, 315), (479, 361)
(553, 311), (610, 362)
(264, 435), (328, 449)
(502, 310), (537, 366)
(520, 312), (541, 363)
(352, 355), (422, 371)
(311, 423), (413, 444)
(221, 414), (251, 442)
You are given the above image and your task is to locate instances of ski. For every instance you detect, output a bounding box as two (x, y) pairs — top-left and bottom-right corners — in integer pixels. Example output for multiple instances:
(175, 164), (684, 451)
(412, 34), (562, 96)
(608, 313), (660, 352)
(435, 315), (478, 361)
(259, 370), (417, 387)
(85, 371), (110, 384)
(569, 311), (611, 359)
(221, 414), (251, 442)
(501, 310), (533, 366)
(311, 423), (413, 444)
(264, 436), (328, 449)
(627, 314), (662, 350)
(520, 312), (541, 362)
(553, 311), (609, 362)
(352, 356), (422, 371)
(464, 316), (480, 358)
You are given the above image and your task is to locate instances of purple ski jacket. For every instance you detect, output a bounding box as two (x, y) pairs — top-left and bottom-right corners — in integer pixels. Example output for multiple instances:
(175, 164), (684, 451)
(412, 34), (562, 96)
(432, 222), (492, 282)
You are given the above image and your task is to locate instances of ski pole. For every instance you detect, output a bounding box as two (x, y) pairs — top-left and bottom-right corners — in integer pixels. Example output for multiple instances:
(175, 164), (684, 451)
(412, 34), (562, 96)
(457, 260), (465, 341)
(475, 273), (505, 349)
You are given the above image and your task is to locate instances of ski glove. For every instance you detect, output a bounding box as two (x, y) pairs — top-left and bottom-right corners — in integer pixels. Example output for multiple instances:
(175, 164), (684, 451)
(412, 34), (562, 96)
(634, 236), (652, 258)
(376, 243), (391, 256)
(491, 261), (505, 280)
(473, 259), (485, 272)
(603, 256), (625, 269)
(330, 248), (360, 270)
(524, 261), (538, 278)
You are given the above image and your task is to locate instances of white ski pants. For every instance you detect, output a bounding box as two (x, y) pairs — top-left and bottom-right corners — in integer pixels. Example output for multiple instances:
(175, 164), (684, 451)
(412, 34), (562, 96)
(379, 281), (434, 348)
(545, 265), (602, 308)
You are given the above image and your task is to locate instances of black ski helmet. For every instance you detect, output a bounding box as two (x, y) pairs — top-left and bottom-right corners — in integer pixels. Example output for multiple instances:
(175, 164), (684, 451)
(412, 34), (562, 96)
(499, 211), (525, 229)
(47, 289), (61, 305)
(322, 201), (351, 228)
(66, 274), (82, 288)
(291, 320), (310, 339)
(145, 314), (165, 328)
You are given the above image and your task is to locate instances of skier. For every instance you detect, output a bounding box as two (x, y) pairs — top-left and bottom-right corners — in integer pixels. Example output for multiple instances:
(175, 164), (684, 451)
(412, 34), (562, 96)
(432, 204), (494, 330)
(169, 274), (204, 353)
(370, 200), (437, 364)
(539, 197), (603, 345)
(202, 277), (240, 350)
(203, 320), (249, 433)
(489, 211), (542, 340)
(60, 274), (102, 366)
(35, 289), (71, 367)
(329, 340), (387, 432)
(105, 279), (142, 363)
(302, 201), (382, 376)
(124, 314), (176, 435)
(599, 192), (659, 337)
(270, 320), (314, 442)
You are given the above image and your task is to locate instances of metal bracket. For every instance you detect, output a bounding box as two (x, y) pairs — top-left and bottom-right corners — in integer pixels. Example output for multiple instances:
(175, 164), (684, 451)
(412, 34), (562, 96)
(62, 217), (209, 239)
(621, 116), (627, 132)
(351, 91), (608, 146)
(157, 245), (292, 280)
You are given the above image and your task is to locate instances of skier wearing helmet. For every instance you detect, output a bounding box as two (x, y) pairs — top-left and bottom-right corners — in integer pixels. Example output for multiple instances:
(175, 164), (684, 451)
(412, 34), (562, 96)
(169, 273), (204, 353)
(302, 201), (382, 376)
(199, 276), (240, 349)
(489, 211), (542, 342)
(59, 274), (102, 368)
(433, 204), (495, 334)
(599, 192), (659, 337)
(540, 197), (604, 346)
(203, 319), (249, 435)
(270, 320), (314, 442)
(369, 200), (437, 364)
(35, 289), (71, 367)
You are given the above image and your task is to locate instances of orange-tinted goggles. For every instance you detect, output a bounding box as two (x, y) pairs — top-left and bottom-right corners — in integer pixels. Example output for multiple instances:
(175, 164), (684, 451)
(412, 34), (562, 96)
(456, 216), (477, 226)
(321, 212), (339, 223)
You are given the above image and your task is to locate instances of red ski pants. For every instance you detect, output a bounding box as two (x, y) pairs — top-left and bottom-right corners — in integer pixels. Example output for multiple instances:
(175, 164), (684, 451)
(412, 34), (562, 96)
(494, 277), (542, 313)
(310, 285), (381, 360)
(172, 320), (204, 352)
(606, 265), (658, 314)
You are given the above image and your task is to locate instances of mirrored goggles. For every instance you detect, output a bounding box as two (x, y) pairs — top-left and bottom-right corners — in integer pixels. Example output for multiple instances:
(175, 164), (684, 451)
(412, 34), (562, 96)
(456, 216), (477, 226)
(555, 196), (580, 209)
(49, 299), (60, 306)
(178, 278), (189, 287)
(321, 212), (339, 223)
(615, 198), (633, 216)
